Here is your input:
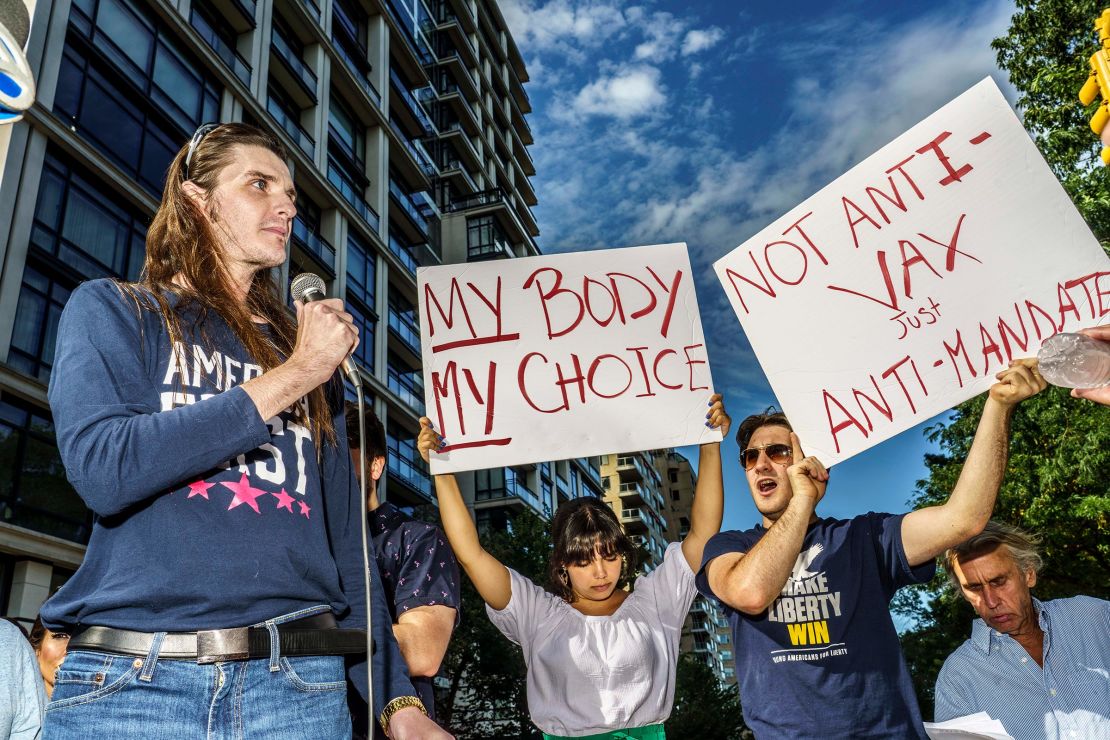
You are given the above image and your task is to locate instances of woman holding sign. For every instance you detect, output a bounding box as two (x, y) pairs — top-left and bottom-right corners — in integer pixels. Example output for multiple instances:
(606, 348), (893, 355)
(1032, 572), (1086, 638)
(416, 394), (729, 739)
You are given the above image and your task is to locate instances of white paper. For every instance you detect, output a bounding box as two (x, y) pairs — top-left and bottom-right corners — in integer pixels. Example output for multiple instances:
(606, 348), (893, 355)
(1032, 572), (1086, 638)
(924, 711), (1014, 740)
(714, 77), (1110, 466)
(418, 242), (721, 473)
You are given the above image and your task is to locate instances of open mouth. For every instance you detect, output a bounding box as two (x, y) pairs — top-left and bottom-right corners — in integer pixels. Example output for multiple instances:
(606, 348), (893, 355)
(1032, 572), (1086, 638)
(757, 479), (778, 495)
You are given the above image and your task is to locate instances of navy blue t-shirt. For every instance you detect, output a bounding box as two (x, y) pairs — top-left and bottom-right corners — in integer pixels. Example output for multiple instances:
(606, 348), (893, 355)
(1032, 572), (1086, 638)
(369, 502), (460, 721)
(696, 513), (935, 739)
(41, 279), (414, 715)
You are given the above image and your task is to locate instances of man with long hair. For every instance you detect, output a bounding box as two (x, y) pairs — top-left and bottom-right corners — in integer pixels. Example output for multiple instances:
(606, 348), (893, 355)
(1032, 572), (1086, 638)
(38, 123), (449, 738)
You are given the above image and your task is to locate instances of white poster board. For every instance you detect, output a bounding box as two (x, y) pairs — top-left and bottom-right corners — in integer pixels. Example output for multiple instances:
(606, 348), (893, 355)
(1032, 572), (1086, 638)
(418, 242), (721, 474)
(714, 77), (1110, 466)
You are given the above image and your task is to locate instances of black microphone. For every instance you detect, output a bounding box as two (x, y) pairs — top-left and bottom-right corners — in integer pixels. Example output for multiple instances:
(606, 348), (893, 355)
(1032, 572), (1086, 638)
(289, 272), (362, 388)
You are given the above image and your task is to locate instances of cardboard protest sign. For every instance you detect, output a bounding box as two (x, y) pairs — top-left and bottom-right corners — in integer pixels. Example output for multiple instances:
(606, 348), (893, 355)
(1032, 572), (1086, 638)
(418, 243), (721, 474)
(714, 77), (1110, 466)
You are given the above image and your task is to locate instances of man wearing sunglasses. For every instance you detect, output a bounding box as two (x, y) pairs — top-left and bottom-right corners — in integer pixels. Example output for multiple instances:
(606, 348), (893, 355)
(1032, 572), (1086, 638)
(695, 359), (1045, 739)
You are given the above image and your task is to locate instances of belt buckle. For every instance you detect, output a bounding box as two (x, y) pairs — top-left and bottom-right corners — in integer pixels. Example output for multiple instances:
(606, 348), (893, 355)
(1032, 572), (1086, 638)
(196, 627), (250, 664)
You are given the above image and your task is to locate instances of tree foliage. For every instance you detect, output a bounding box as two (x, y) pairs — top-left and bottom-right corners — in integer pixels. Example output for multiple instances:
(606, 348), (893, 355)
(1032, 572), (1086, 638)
(666, 655), (751, 740)
(898, 0), (1110, 719)
(438, 508), (551, 738)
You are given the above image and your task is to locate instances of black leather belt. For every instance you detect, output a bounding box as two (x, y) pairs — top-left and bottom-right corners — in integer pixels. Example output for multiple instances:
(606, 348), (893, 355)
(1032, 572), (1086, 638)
(68, 612), (369, 664)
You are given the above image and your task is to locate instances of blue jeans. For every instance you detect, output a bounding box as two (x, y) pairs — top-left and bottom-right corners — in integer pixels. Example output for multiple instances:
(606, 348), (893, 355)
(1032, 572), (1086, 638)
(42, 606), (352, 740)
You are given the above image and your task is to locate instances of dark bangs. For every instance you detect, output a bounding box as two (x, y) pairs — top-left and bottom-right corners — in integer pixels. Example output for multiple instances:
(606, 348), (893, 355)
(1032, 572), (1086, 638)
(546, 497), (636, 602)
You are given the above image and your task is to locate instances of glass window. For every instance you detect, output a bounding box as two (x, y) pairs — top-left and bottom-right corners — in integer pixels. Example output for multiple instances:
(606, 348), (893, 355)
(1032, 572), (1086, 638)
(30, 152), (148, 282)
(0, 397), (91, 543)
(475, 467), (505, 501)
(96, 0), (153, 72)
(329, 95), (364, 163)
(60, 0), (222, 193)
(348, 300), (375, 373)
(345, 230), (375, 307)
(8, 266), (70, 382)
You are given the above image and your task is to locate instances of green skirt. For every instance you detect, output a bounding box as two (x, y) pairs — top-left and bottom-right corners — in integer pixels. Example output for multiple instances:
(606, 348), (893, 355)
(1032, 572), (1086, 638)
(543, 724), (665, 740)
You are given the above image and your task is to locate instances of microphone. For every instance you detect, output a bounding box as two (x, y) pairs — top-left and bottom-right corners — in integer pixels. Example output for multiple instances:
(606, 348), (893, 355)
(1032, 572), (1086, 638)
(290, 272), (362, 388)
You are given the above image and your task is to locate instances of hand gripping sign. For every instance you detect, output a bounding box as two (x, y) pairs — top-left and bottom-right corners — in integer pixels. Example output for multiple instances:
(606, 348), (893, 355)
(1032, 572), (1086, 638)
(418, 243), (722, 474)
(714, 78), (1110, 467)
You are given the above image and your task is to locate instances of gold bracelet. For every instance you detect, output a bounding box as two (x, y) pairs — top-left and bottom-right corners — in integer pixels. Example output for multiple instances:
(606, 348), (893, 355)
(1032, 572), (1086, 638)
(378, 695), (428, 735)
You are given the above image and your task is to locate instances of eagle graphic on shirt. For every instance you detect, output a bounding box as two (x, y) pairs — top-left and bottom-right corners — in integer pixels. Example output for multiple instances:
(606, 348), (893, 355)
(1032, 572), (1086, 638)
(789, 543), (824, 584)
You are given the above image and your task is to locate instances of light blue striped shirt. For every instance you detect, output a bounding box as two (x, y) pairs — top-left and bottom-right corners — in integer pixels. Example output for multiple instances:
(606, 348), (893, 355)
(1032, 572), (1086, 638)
(934, 595), (1110, 740)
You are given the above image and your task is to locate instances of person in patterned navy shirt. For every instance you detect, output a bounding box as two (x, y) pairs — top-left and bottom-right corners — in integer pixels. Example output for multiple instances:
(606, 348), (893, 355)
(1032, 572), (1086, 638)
(347, 404), (461, 735)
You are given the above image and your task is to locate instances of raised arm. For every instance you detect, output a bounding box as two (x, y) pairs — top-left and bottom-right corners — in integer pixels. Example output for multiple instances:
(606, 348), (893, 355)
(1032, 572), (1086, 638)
(681, 394), (729, 571)
(901, 358), (1045, 566)
(417, 418), (512, 610)
(706, 432), (828, 615)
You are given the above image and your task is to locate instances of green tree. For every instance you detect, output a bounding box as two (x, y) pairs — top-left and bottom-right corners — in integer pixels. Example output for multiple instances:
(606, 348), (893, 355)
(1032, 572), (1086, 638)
(666, 655), (751, 740)
(439, 508), (551, 738)
(898, 2), (1110, 718)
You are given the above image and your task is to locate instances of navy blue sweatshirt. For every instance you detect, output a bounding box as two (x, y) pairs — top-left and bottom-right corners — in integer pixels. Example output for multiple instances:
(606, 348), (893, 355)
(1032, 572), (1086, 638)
(41, 279), (413, 716)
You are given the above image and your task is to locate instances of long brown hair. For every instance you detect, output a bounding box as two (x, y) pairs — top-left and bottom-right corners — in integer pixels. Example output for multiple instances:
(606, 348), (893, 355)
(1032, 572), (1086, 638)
(124, 122), (334, 448)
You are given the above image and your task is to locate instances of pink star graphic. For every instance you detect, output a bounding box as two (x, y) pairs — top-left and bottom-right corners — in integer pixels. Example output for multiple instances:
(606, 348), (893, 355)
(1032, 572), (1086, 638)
(298, 500), (311, 519)
(187, 480), (214, 500)
(221, 474), (266, 514)
(272, 488), (295, 513)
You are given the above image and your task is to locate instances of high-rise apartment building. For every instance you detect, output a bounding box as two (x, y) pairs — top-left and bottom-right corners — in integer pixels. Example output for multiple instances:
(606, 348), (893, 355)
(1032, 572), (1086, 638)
(0, 0), (601, 623)
(654, 449), (736, 685)
(599, 450), (668, 569)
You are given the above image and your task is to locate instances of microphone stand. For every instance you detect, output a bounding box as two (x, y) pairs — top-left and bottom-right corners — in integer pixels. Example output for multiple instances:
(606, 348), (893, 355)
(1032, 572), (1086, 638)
(353, 372), (375, 735)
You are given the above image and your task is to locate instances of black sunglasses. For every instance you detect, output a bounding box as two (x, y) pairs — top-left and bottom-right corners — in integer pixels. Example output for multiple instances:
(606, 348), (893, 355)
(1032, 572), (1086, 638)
(740, 443), (792, 470)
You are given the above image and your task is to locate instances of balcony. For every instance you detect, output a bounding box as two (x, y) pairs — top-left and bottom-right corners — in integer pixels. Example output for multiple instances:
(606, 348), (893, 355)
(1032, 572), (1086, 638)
(389, 179), (432, 237)
(509, 64), (531, 114)
(327, 159), (379, 233)
(385, 0), (435, 66)
(271, 28), (318, 100)
(290, 216), (335, 273)
(331, 36), (382, 109)
(387, 449), (432, 501)
(447, 187), (503, 214)
(616, 454), (653, 483)
(438, 154), (479, 194)
(388, 233), (420, 277)
(190, 9), (251, 86)
(620, 507), (649, 534)
(617, 481), (647, 506)
(389, 119), (437, 182)
(388, 304), (421, 355)
(388, 361), (425, 414)
(390, 68), (435, 136)
(267, 96), (315, 158)
(435, 14), (477, 68)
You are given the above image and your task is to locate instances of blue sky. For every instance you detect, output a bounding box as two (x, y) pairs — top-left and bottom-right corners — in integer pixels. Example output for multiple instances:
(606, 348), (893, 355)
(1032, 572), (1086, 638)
(499, 0), (1021, 532)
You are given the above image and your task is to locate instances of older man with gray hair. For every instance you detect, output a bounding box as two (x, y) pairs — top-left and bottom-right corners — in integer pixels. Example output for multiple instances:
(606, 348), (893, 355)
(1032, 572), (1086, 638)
(934, 521), (1110, 739)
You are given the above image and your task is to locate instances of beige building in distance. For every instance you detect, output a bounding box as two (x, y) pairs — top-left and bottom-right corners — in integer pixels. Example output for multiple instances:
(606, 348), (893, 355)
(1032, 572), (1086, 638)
(654, 449), (736, 686)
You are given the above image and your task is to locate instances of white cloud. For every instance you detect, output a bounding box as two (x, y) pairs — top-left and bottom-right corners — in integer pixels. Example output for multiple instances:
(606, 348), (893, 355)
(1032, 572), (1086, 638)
(681, 27), (725, 56)
(571, 65), (667, 119)
(499, 0), (626, 56)
(631, 11), (685, 62)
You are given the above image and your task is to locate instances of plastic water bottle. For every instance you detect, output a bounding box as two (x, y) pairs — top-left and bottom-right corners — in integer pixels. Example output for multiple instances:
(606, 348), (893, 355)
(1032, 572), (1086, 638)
(1036, 332), (1110, 389)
